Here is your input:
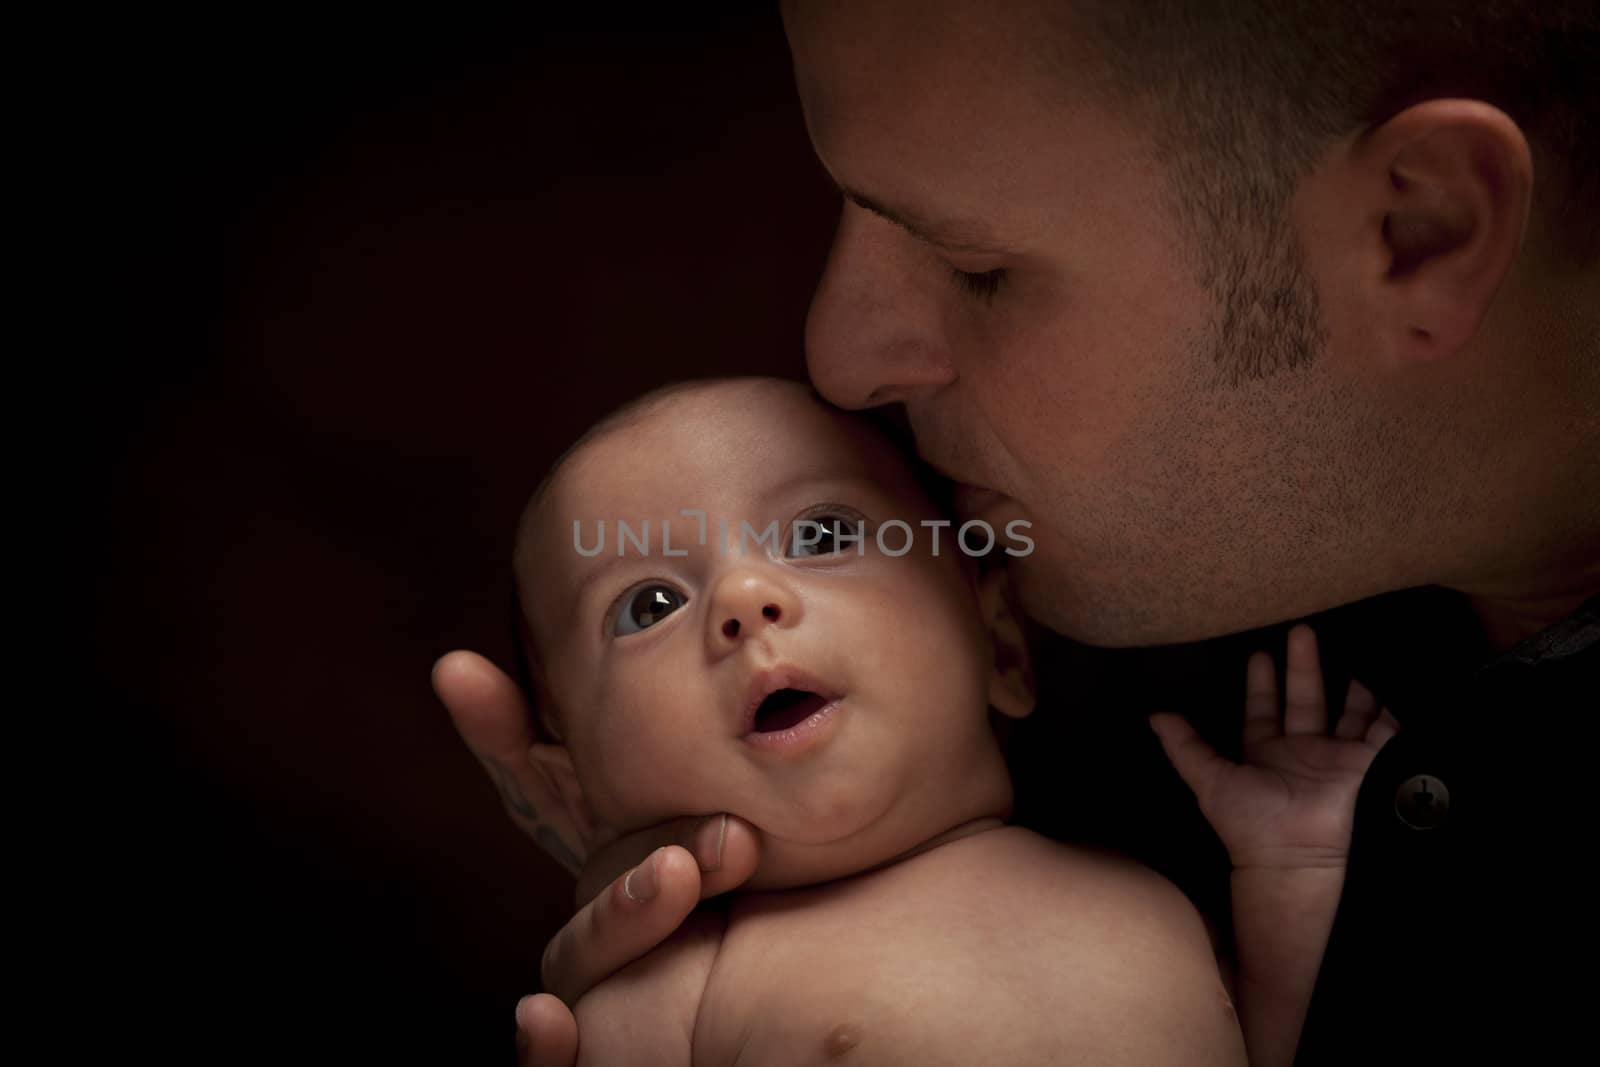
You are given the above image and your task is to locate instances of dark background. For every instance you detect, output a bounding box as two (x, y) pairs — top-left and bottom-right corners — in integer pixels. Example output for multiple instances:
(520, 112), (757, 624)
(83, 9), (1449, 1063)
(89, 10), (830, 1062)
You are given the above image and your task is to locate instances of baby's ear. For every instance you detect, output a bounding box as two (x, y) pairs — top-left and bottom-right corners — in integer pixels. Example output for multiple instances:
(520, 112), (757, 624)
(979, 565), (1036, 720)
(526, 744), (603, 853)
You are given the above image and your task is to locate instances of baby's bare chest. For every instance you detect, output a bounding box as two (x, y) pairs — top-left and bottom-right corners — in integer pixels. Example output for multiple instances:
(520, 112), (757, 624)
(574, 832), (1201, 1067)
(691, 864), (1087, 1067)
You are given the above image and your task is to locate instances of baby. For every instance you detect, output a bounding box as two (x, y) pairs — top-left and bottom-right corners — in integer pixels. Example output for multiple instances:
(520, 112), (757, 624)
(508, 377), (1384, 1065)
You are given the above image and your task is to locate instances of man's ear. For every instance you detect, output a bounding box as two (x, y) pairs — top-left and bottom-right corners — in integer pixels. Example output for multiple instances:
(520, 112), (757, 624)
(1353, 99), (1532, 363)
(978, 565), (1035, 720)
(526, 744), (604, 853)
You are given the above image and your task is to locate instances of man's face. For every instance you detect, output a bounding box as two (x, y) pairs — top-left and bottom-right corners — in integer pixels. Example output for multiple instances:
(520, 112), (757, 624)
(519, 381), (1001, 853)
(785, 1), (1394, 645)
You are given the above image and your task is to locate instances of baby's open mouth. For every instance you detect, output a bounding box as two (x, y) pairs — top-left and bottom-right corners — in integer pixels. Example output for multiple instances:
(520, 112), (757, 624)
(752, 688), (831, 733)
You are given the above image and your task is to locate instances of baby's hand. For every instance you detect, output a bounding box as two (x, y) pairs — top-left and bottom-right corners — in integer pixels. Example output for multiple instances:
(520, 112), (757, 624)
(1151, 625), (1399, 870)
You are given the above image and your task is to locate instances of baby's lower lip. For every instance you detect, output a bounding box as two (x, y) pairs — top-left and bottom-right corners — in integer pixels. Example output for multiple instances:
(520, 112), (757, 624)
(742, 697), (845, 755)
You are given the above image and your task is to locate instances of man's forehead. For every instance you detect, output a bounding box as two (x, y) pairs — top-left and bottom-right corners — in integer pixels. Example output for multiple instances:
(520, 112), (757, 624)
(784, 0), (1044, 117)
(785, 1), (1067, 249)
(795, 14), (962, 130)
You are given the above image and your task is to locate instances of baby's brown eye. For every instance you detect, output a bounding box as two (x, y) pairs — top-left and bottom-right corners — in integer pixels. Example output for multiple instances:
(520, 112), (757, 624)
(613, 584), (686, 636)
(786, 508), (866, 558)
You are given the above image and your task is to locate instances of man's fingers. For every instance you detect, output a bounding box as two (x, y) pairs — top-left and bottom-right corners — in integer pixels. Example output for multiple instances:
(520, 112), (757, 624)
(433, 650), (586, 873)
(1242, 651), (1281, 745)
(546, 818), (762, 1008)
(1335, 678), (1381, 739)
(516, 993), (577, 1067)
(1282, 625), (1328, 736)
(574, 813), (762, 908)
(692, 814), (762, 897)
(543, 845), (703, 1005)
(433, 649), (537, 762)
(1151, 713), (1232, 804)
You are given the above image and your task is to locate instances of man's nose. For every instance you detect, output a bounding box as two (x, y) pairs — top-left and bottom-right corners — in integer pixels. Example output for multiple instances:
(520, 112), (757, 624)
(805, 201), (955, 411)
(707, 568), (802, 653)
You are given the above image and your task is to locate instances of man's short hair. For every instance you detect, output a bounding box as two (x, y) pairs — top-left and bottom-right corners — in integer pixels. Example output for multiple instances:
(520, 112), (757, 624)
(1046, 0), (1598, 262)
(1028, 1), (1595, 383)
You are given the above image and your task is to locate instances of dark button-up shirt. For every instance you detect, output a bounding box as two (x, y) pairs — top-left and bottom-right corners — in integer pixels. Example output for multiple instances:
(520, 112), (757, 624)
(1297, 594), (1599, 1064)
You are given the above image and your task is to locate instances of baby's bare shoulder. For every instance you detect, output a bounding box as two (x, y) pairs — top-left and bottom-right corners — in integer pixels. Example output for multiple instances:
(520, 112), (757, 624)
(904, 825), (1195, 912)
(910, 827), (1222, 970)
(900, 828), (1243, 1063)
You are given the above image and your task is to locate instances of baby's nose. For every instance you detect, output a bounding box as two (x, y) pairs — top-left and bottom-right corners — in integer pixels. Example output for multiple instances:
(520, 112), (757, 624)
(721, 601), (783, 639)
(708, 571), (800, 648)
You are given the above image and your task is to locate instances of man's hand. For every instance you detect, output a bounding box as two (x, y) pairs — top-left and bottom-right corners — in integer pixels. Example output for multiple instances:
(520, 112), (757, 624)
(432, 650), (764, 1065)
(432, 650), (587, 874)
(1150, 625), (1399, 868)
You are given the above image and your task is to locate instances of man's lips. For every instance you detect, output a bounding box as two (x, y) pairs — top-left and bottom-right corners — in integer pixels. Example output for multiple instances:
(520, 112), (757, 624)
(951, 480), (1011, 519)
(916, 451), (1011, 518)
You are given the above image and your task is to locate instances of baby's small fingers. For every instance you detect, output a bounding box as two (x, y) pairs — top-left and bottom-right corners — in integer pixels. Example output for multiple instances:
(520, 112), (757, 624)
(1366, 708), (1401, 750)
(1242, 651), (1281, 745)
(1283, 625), (1328, 736)
(1151, 713), (1232, 803)
(1335, 678), (1381, 739)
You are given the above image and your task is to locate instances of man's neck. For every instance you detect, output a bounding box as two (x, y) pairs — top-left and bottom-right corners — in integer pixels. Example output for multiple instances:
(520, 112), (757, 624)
(1465, 568), (1600, 652)
(1446, 286), (1600, 652)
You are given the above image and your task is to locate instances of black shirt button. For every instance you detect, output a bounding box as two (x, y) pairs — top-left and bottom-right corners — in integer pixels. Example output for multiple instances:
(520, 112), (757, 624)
(1394, 774), (1450, 829)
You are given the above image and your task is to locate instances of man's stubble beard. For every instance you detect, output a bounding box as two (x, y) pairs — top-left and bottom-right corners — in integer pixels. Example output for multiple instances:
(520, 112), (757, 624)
(1013, 217), (1433, 647)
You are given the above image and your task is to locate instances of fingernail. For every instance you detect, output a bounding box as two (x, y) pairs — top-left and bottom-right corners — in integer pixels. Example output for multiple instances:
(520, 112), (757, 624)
(692, 814), (727, 872)
(622, 849), (661, 903)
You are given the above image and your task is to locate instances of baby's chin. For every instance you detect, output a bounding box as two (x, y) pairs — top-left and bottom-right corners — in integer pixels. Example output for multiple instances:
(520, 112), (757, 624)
(735, 828), (877, 892)
(735, 796), (967, 891)
(741, 834), (904, 891)
(716, 793), (915, 883)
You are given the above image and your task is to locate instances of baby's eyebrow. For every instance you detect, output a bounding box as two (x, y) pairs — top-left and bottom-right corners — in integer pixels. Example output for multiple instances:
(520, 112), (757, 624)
(572, 552), (632, 602)
(761, 470), (887, 505)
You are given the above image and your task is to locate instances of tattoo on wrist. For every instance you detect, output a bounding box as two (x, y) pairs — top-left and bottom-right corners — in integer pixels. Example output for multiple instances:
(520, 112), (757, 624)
(483, 756), (537, 819)
(482, 756), (584, 876)
(537, 825), (583, 876)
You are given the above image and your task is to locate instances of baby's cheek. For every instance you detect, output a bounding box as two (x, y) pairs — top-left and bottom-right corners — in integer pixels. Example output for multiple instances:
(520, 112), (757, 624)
(580, 718), (661, 818)
(584, 724), (711, 832)
(868, 577), (989, 695)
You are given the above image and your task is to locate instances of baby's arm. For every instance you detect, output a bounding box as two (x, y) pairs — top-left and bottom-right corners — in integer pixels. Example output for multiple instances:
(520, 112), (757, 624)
(1152, 626), (1397, 1067)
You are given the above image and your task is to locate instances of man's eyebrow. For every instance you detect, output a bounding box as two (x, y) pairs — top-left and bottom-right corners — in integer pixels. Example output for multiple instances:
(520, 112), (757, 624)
(839, 186), (1010, 255)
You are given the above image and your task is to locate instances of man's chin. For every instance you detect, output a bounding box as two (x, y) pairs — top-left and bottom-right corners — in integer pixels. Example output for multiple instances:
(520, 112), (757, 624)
(1010, 552), (1319, 647)
(1009, 553), (1201, 648)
